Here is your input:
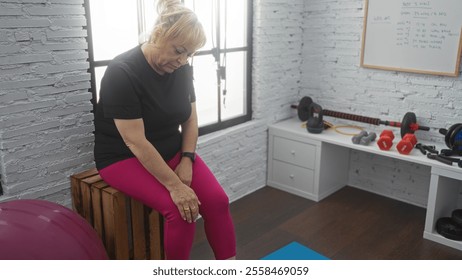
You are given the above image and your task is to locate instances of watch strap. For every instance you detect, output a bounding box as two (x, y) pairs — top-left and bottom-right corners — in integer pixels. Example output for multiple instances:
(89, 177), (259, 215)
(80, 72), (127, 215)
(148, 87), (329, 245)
(181, 152), (196, 163)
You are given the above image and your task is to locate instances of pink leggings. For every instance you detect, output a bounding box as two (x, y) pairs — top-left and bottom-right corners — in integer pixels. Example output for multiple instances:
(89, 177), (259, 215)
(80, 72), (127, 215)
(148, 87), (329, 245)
(98, 152), (236, 260)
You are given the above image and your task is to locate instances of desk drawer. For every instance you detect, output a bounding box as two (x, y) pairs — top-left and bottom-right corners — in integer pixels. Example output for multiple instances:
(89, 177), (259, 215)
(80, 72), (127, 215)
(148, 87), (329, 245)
(272, 160), (315, 195)
(273, 136), (316, 169)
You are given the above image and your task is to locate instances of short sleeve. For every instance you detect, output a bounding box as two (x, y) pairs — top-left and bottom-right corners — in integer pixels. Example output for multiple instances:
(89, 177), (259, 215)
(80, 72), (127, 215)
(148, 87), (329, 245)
(187, 64), (196, 103)
(99, 63), (142, 119)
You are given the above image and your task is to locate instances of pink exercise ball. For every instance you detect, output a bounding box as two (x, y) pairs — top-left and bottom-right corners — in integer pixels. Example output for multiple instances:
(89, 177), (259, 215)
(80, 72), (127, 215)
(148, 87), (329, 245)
(0, 199), (108, 260)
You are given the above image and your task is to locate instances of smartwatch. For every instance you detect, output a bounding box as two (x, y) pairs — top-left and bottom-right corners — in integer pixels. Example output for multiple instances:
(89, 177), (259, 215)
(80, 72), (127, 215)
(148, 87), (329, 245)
(181, 152), (196, 163)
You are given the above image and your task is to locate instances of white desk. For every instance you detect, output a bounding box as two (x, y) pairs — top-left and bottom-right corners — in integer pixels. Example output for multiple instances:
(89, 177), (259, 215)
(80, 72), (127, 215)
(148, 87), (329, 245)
(267, 118), (462, 251)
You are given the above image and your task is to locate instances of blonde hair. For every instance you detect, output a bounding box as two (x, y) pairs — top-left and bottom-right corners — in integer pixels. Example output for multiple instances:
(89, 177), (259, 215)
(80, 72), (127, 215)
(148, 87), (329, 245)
(149, 0), (206, 52)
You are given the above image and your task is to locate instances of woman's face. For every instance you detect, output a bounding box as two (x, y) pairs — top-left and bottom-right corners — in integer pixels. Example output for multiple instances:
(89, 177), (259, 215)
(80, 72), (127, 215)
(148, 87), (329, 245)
(152, 37), (195, 75)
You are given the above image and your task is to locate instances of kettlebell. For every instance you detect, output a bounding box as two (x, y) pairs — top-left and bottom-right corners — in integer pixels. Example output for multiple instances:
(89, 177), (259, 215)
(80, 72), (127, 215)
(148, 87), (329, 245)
(307, 103), (324, 134)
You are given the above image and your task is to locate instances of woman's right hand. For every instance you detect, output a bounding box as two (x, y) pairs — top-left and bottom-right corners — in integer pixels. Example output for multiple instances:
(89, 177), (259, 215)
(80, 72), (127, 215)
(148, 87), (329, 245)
(170, 184), (201, 223)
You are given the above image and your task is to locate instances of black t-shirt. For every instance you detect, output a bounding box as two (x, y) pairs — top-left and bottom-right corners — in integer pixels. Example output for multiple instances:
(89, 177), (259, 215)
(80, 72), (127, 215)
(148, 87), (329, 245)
(94, 45), (196, 170)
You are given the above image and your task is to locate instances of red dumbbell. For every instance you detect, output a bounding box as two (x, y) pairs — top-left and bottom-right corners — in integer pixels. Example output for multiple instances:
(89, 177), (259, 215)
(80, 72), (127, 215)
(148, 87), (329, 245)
(377, 130), (395, 151)
(396, 133), (417, 155)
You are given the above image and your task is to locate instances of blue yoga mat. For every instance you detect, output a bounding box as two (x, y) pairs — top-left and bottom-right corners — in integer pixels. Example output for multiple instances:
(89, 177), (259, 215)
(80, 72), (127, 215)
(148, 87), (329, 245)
(261, 241), (329, 260)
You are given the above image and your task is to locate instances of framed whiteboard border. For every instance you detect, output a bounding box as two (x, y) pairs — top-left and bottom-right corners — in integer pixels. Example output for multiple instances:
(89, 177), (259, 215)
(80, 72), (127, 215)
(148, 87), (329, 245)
(360, 0), (462, 77)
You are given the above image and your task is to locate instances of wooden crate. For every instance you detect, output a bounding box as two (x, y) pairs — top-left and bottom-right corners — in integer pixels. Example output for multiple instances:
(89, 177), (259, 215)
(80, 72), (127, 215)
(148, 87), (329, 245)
(70, 168), (164, 260)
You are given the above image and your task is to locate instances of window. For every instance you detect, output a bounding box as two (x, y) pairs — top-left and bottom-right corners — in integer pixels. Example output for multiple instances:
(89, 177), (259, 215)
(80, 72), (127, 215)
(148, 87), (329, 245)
(85, 0), (252, 135)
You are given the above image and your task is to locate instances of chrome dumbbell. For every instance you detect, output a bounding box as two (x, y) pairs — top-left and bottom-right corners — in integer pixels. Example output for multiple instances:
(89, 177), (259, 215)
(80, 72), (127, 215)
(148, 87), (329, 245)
(360, 132), (377, 146)
(351, 131), (368, 144)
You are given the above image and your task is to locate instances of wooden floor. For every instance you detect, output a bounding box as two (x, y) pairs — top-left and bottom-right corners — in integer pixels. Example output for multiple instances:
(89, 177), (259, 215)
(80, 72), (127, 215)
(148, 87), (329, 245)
(191, 186), (462, 260)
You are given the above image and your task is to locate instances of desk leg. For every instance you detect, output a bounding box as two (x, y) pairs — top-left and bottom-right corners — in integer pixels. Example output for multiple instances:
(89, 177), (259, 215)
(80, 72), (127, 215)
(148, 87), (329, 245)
(316, 142), (350, 200)
(424, 174), (440, 235)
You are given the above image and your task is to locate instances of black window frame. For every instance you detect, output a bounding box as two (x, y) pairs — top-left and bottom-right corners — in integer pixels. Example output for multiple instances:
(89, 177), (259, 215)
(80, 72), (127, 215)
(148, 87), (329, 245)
(84, 0), (252, 136)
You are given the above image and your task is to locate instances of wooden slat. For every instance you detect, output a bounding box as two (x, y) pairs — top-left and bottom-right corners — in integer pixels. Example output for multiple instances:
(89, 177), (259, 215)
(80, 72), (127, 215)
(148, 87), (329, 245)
(71, 168), (164, 260)
(102, 188), (116, 259)
(70, 167), (98, 213)
(148, 209), (164, 260)
(131, 198), (147, 259)
(80, 174), (102, 225)
(102, 187), (130, 260)
(91, 180), (109, 242)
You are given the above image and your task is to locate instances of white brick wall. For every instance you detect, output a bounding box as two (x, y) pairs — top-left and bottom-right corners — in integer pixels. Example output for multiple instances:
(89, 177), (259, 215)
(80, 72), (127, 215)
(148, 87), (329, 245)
(253, 0), (304, 122)
(301, 0), (462, 207)
(0, 0), (92, 205)
(197, 121), (268, 202)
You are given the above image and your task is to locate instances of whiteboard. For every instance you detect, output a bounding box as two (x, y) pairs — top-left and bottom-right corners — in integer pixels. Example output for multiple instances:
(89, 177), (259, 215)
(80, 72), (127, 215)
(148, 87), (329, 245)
(360, 0), (462, 76)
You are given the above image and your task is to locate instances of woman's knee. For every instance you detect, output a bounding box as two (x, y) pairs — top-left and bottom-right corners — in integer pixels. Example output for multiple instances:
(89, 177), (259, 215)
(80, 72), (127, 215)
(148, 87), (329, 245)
(162, 206), (197, 228)
(200, 190), (230, 217)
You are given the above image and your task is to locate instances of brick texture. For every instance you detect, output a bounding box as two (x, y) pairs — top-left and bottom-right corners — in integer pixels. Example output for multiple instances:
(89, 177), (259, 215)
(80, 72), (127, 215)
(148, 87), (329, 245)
(0, 0), (92, 206)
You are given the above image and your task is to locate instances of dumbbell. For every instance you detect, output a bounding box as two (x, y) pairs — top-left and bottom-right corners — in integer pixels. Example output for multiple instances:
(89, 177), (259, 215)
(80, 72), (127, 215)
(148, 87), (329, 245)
(351, 131), (368, 144)
(396, 133), (417, 155)
(360, 132), (377, 146)
(377, 130), (395, 151)
(352, 131), (377, 146)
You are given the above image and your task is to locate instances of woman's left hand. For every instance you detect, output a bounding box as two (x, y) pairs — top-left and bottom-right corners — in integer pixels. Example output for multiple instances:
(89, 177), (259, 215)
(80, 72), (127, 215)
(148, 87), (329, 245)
(174, 158), (193, 186)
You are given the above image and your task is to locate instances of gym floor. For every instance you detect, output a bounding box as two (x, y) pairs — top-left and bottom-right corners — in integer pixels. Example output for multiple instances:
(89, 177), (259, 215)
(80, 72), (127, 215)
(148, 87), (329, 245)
(191, 186), (462, 260)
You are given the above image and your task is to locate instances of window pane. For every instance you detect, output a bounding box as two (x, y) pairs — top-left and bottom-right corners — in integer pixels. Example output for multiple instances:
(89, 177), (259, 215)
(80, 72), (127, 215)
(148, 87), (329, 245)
(89, 0), (139, 61)
(221, 0), (247, 48)
(221, 52), (246, 121)
(192, 55), (219, 126)
(184, 0), (215, 51)
(139, 0), (157, 43)
(94, 66), (107, 102)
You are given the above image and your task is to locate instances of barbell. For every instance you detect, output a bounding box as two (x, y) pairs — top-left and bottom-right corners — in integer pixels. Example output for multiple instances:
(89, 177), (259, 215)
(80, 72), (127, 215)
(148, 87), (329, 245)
(291, 96), (430, 137)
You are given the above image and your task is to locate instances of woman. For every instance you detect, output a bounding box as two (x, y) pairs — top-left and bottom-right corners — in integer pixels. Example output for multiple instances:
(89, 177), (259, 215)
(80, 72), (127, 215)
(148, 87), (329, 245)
(93, 0), (236, 260)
